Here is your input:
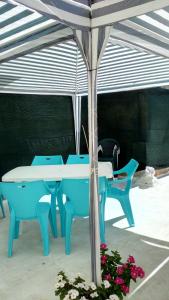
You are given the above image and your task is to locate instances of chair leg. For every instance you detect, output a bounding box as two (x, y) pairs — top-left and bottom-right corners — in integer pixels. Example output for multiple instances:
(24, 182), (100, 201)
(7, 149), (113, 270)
(0, 200), (5, 218)
(50, 193), (58, 238)
(49, 209), (57, 238)
(39, 216), (50, 256)
(57, 191), (65, 237)
(8, 214), (15, 257)
(14, 221), (20, 239)
(119, 196), (135, 227)
(65, 213), (72, 255)
(99, 201), (106, 243)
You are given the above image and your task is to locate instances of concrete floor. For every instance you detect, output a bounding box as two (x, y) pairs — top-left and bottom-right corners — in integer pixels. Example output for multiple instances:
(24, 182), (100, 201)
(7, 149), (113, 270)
(0, 175), (169, 300)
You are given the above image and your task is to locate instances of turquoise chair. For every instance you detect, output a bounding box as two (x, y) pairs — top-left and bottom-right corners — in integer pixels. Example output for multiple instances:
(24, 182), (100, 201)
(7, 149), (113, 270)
(31, 155), (63, 166)
(0, 192), (5, 218)
(1, 181), (55, 257)
(61, 177), (107, 255)
(31, 155), (64, 237)
(66, 154), (89, 164)
(107, 159), (139, 227)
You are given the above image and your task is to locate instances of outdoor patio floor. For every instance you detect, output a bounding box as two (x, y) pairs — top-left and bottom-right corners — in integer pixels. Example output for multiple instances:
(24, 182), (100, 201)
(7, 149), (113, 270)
(0, 175), (169, 300)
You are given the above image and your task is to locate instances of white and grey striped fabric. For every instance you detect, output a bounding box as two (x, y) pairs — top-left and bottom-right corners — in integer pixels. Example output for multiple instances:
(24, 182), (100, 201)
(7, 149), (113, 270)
(1, 38), (169, 95)
(1, 0), (169, 95)
(4, 0), (91, 29)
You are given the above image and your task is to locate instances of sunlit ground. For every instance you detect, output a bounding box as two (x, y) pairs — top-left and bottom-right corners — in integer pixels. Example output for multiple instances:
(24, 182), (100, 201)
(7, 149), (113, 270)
(104, 175), (169, 299)
(0, 175), (169, 300)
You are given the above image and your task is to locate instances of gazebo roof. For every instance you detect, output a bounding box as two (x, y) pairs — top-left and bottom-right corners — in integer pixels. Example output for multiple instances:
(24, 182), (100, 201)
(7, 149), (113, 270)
(1, 0), (169, 95)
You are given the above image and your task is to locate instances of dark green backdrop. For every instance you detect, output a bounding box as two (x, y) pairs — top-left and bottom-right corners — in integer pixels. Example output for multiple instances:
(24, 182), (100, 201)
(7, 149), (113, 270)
(0, 94), (75, 177)
(0, 87), (169, 177)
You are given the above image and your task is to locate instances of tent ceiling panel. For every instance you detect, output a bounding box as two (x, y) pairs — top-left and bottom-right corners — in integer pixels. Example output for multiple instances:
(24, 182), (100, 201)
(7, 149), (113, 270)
(0, 1), (73, 62)
(6, 0), (91, 29)
(1, 0), (169, 95)
(1, 38), (169, 95)
(91, 0), (169, 27)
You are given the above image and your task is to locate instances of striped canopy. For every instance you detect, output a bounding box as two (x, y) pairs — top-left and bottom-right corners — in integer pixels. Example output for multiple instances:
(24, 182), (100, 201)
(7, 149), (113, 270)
(1, 0), (169, 95)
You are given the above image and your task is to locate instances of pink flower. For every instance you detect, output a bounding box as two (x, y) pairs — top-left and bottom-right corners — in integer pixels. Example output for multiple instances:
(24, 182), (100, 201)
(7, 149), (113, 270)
(123, 263), (128, 269)
(104, 274), (111, 281)
(101, 255), (107, 261)
(100, 243), (107, 250)
(116, 266), (124, 275)
(131, 270), (138, 279)
(121, 284), (129, 294)
(114, 277), (125, 285)
(101, 255), (107, 265)
(137, 267), (145, 278)
(130, 265), (137, 271)
(127, 255), (135, 264)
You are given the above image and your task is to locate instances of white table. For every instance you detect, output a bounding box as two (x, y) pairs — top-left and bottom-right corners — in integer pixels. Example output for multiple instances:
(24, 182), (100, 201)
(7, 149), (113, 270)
(2, 162), (113, 182)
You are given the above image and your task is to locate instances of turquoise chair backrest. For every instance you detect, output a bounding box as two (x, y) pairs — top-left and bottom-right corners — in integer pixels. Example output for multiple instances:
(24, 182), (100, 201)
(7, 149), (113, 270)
(32, 155), (63, 165)
(0, 181), (49, 219)
(66, 154), (89, 164)
(61, 177), (106, 216)
(115, 159), (139, 192)
(123, 159), (139, 177)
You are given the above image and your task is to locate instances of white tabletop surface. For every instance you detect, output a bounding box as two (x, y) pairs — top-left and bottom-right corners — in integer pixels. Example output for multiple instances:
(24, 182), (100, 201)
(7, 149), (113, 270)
(2, 162), (113, 182)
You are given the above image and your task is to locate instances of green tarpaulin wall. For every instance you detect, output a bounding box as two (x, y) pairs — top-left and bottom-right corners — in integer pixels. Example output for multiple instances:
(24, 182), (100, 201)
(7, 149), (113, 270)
(0, 87), (169, 177)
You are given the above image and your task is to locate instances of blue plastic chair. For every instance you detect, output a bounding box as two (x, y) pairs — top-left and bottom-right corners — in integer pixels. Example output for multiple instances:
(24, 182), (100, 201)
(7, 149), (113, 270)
(31, 155), (64, 237)
(31, 155), (64, 166)
(107, 159), (139, 227)
(66, 154), (89, 164)
(0, 191), (5, 218)
(61, 177), (107, 255)
(0, 181), (55, 257)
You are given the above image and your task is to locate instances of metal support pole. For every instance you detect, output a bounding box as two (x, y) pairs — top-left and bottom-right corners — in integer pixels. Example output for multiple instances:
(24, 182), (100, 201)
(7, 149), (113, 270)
(88, 30), (101, 286)
(75, 25), (110, 286)
(72, 95), (81, 155)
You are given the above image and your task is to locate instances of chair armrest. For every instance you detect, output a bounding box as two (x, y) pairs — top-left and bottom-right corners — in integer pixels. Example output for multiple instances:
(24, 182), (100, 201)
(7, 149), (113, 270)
(113, 167), (127, 175)
(108, 177), (128, 185)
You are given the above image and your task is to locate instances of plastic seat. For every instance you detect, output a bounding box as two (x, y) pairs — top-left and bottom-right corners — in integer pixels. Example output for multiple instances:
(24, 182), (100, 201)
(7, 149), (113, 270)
(1, 180), (56, 257)
(107, 159), (139, 227)
(31, 155), (64, 237)
(66, 154), (89, 164)
(61, 177), (107, 255)
(0, 190), (5, 218)
(98, 138), (120, 170)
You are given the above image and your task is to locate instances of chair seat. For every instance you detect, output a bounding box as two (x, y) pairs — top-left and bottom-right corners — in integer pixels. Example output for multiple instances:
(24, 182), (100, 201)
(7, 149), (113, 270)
(37, 202), (50, 215)
(107, 187), (127, 197)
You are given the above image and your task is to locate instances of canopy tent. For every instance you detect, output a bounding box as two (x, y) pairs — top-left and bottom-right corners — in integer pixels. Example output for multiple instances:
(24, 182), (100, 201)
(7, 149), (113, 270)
(1, 1), (169, 153)
(1, 0), (169, 284)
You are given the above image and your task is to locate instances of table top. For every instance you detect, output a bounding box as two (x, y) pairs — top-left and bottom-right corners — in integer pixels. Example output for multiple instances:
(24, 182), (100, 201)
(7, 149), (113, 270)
(2, 162), (113, 182)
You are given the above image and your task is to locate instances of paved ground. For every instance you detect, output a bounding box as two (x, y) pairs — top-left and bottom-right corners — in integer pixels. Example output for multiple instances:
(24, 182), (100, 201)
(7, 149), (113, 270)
(0, 174), (169, 300)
